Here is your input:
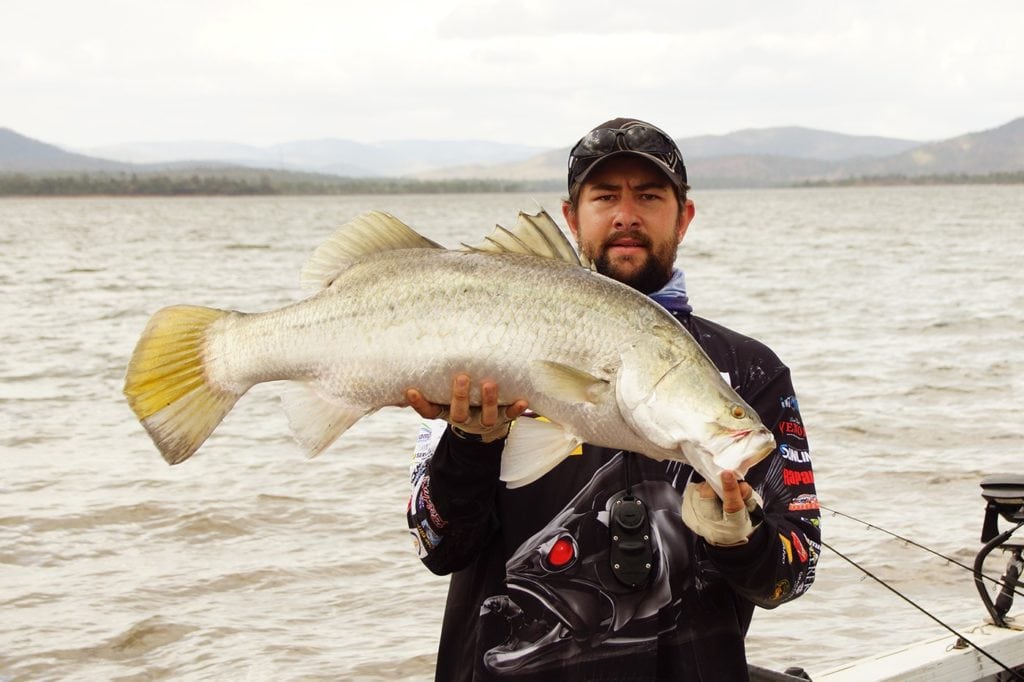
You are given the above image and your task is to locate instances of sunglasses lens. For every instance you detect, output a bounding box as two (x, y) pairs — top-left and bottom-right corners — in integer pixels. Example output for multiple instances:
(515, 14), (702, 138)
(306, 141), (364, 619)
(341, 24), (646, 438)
(568, 123), (685, 187)
(573, 128), (619, 157)
(623, 125), (673, 155)
(573, 125), (674, 160)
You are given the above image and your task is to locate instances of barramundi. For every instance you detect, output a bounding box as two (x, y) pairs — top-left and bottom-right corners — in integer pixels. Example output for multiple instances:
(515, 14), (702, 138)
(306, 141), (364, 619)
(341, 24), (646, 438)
(123, 210), (775, 494)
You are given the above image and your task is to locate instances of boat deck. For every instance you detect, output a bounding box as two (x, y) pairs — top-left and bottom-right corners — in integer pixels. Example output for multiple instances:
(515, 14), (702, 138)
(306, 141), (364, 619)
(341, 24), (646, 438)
(813, 620), (1024, 681)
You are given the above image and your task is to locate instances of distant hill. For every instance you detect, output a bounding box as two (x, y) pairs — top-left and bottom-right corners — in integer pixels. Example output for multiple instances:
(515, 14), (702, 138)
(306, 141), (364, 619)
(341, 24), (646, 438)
(2, 117), (1023, 188)
(686, 155), (838, 189)
(0, 128), (130, 172)
(454, 117), (1024, 187)
(839, 117), (1024, 177)
(421, 127), (922, 184)
(418, 147), (569, 181)
(84, 138), (549, 177)
(679, 127), (921, 161)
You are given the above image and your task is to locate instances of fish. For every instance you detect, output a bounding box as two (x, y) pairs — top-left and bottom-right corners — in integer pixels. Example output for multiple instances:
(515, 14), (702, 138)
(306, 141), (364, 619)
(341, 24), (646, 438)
(123, 209), (775, 496)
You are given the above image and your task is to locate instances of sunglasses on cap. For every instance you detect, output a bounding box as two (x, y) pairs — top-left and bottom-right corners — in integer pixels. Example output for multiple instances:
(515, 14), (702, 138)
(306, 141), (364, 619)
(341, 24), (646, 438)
(568, 122), (686, 188)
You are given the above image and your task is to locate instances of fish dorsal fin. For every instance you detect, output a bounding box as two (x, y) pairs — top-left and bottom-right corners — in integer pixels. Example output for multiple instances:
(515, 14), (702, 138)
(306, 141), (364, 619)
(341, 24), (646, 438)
(301, 210), (444, 290)
(462, 209), (581, 266)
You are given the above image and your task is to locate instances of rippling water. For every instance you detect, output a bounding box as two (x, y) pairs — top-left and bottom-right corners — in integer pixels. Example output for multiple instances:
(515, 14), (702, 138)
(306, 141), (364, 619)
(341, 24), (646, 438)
(2, 188), (1022, 680)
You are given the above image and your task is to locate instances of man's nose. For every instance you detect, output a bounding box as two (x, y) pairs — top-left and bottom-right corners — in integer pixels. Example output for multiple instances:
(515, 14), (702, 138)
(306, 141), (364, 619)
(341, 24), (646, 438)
(612, 197), (641, 229)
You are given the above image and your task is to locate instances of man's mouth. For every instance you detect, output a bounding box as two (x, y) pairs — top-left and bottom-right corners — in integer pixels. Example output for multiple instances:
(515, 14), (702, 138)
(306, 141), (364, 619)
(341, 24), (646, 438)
(605, 238), (649, 257)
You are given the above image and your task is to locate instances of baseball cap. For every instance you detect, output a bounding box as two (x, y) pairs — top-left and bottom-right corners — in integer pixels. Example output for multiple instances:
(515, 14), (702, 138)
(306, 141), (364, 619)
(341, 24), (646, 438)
(567, 117), (688, 195)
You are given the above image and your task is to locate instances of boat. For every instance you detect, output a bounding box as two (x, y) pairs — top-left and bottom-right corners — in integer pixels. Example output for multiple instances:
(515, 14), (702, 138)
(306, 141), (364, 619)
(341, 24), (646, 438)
(752, 475), (1024, 682)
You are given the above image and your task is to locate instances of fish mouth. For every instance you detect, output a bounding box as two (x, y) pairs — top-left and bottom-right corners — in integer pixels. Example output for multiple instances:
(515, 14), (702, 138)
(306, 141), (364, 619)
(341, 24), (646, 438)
(734, 427), (777, 471)
(482, 577), (615, 674)
(509, 576), (611, 636)
(707, 426), (776, 475)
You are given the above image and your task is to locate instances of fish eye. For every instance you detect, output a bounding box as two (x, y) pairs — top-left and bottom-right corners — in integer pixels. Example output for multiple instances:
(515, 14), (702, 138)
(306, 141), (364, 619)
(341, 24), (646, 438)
(731, 405), (746, 419)
(542, 535), (578, 572)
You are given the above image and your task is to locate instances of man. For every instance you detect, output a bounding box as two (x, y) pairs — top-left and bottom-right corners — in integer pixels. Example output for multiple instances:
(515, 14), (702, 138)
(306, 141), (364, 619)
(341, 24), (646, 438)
(405, 118), (819, 680)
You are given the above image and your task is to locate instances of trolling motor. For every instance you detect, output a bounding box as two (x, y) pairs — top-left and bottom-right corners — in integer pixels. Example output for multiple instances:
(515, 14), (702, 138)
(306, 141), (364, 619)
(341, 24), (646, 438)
(974, 474), (1024, 627)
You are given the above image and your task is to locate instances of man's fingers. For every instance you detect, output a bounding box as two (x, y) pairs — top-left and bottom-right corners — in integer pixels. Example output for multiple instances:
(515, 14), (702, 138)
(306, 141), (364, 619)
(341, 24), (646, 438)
(719, 470), (748, 514)
(405, 388), (441, 420)
(480, 380), (499, 427)
(506, 399), (530, 421)
(406, 375), (528, 431)
(695, 481), (716, 499)
(450, 374), (471, 423)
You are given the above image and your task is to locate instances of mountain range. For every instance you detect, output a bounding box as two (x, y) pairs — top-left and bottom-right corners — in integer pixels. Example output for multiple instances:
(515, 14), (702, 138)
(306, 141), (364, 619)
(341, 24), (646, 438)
(2, 116), (1022, 188)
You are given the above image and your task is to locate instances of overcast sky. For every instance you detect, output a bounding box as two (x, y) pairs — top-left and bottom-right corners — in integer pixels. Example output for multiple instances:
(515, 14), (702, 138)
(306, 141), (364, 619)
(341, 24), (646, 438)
(4, 0), (1023, 150)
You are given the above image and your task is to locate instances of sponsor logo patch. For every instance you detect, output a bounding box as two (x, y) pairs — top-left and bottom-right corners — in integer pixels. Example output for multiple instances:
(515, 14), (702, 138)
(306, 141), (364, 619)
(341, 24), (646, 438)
(771, 580), (792, 601)
(779, 533), (793, 564)
(789, 494), (820, 511)
(780, 444), (812, 464)
(779, 420), (806, 438)
(783, 468), (815, 486)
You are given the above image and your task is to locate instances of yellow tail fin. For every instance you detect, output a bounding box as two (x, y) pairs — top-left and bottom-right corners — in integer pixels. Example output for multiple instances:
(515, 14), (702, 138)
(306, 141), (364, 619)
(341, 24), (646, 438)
(124, 305), (242, 464)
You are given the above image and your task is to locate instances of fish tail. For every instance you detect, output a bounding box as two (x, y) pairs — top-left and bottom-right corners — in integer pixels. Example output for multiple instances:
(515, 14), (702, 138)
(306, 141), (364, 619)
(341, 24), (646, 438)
(124, 305), (242, 465)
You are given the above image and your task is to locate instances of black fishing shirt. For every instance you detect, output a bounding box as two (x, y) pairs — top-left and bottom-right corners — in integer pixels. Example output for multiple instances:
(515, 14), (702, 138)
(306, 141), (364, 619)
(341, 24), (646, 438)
(407, 312), (820, 681)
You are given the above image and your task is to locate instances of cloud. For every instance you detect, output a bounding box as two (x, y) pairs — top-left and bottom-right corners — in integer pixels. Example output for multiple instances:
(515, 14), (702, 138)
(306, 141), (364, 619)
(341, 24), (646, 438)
(2, 1), (1023, 147)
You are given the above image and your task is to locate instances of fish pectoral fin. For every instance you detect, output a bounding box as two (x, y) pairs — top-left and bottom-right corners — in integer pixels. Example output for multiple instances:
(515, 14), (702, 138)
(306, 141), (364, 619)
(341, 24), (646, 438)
(500, 417), (583, 488)
(300, 211), (444, 291)
(529, 360), (611, 405)
(460, 209), (581, 266)
(281, 382), (371, 457)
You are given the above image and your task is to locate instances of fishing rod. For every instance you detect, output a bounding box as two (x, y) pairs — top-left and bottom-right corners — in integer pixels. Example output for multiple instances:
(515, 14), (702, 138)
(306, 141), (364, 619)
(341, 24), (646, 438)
(823, 539), (1024, 681)
(820, 504), (1024, 600)
(820, 475), (1024, 679)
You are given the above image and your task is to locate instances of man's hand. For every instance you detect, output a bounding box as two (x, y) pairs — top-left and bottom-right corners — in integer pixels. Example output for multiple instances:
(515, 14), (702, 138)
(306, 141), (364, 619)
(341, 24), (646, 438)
(404, 373), (529, 443)
(680, 470), (763, 547)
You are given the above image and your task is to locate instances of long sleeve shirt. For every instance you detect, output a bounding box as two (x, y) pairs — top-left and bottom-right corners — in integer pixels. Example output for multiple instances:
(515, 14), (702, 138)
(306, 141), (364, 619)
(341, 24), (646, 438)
(407, 311), (820, 681)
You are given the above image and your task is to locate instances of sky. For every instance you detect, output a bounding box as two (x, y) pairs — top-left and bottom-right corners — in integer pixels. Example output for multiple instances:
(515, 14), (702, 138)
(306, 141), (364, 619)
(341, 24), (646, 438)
(4, 0), (1024, 150)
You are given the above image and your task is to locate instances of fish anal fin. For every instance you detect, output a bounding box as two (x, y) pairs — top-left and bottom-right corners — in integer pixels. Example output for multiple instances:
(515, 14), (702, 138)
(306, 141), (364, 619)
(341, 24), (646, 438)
(301, 211), (444, 291)
(281, 382), (371, 456)
(500, 417), (583, 488)
(461, 209), (580, 265)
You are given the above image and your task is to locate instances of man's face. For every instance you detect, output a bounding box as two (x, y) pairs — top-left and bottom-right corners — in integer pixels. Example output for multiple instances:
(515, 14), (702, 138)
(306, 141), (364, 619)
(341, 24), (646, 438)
(563, 156), (695, 294)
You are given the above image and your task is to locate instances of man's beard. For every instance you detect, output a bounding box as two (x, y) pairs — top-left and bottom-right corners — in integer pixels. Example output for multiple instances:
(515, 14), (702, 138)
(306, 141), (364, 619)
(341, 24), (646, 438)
(591, 233), (678, 294)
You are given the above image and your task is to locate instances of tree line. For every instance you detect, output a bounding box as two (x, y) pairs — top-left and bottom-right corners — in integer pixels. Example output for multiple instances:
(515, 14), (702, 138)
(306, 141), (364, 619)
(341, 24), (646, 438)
(2, 169), (1021, 196)
(0, 171), (563, 196)
(798, 171), (1024, 187)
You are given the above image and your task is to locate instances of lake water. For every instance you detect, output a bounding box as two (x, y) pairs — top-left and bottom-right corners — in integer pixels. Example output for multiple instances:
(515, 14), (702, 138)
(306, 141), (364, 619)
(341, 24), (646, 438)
(2, 187), (1023, 680)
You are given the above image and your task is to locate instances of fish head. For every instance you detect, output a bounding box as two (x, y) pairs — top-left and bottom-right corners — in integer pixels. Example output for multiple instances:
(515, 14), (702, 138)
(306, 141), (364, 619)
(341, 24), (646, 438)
(690, 395), (776, 475)
(483, 456), (688, 675)
(617, 329), (777, 480)
(482, 497), (623, 674)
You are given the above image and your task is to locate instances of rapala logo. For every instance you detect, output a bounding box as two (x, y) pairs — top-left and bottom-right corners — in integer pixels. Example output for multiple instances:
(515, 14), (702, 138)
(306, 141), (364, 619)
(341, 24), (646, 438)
(783, 468), (815, 486)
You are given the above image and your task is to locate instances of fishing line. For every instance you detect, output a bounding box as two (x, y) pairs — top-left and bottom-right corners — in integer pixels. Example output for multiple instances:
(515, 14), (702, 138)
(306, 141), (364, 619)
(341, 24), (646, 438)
(824, 539), (1024, 680)
(822, 504), (1024, 598)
